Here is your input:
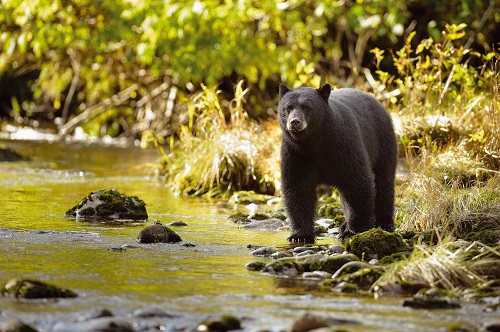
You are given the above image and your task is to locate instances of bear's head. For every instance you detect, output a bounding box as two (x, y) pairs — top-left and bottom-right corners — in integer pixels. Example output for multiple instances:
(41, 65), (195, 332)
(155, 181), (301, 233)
(277, 83), (331, 140)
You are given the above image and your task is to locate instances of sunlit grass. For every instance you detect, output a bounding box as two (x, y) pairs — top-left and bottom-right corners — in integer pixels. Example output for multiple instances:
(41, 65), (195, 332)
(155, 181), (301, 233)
(376, 240), (498, 290)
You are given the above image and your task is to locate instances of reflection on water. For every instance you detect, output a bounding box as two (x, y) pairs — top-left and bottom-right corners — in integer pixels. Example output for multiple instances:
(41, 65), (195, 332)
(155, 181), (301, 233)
(0, 140), (493, 331)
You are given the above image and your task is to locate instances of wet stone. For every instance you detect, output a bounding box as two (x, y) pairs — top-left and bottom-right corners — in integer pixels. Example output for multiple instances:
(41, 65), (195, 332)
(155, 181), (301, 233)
(303, 271), (333, 280)
(239, 218), (284, 230)
(168, 221), (188, 227)
(271, 251), (293, 259)
(295, 250), (317, 257)
(250, 246), (277, 257)
(137, 223), (182, 244)
(293, 246), (319, 253)
(327, 245), (345, 254)
(289, 313), (329, 332)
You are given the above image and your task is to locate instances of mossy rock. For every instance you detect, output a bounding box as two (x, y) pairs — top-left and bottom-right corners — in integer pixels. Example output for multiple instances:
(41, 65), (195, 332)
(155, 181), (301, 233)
(1, 278), (77, 299)
(262, 258), (303, 277)
(245, 261), (267, 271)
(377, 251), (412, 265)
(137, 223), (182, 244)
(334, 267), (384, 289)
(345, 229), (408, 260)
(464, 229), (500, 246)
(65, 188), (148, 221)
(197, 315), (241, 332)
(309, 253), (359, 274)
(270, 210), (287, 221)
(332, 281), (360, 293)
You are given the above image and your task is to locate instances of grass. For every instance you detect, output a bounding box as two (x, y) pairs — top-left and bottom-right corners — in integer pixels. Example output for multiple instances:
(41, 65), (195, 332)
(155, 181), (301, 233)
(375, 240), (498, 290)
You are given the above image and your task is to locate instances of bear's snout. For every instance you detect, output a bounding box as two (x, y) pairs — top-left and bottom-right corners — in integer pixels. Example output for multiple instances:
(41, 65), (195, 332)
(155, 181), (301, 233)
(287, 110), (307, 132)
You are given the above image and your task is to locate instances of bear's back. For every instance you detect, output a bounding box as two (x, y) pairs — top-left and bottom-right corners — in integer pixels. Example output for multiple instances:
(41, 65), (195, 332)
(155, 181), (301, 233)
(326, 88), (396, 166)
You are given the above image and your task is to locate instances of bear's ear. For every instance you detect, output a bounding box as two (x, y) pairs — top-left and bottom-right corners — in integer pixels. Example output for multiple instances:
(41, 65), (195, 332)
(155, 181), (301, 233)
(279, 83), (290, 99)
(317, 83), (331, 101)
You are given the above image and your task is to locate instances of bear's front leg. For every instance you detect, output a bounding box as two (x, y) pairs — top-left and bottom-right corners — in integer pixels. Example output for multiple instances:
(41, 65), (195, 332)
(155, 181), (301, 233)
(281, 151), (318, 244)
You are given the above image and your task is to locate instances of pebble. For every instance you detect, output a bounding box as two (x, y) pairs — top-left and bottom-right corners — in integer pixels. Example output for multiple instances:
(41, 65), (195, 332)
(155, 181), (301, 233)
(327, 245), (345, 254)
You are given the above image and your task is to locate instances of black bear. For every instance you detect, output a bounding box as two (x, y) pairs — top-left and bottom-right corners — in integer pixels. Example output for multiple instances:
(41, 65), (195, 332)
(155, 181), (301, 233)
(278, 83), (397, 243)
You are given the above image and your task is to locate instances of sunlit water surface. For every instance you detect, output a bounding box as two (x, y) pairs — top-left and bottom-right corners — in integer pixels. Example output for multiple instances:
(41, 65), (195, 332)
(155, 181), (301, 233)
(0, 140), (493, 331)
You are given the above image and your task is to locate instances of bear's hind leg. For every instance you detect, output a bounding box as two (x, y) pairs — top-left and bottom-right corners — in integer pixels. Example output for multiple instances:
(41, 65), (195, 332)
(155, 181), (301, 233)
(374, 164), (396, 232)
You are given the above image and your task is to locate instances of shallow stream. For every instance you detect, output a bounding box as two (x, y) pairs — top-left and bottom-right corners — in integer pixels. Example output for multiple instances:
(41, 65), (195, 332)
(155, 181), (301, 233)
(0, 139), (493, 331)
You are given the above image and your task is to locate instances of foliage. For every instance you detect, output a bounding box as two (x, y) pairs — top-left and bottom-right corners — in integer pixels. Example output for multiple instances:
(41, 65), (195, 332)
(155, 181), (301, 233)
(372, 23), (500, 172)
(1, 0), (498, 138)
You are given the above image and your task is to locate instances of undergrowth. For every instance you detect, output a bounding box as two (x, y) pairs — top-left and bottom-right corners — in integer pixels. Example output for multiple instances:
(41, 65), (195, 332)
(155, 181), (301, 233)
(151, 81), (280, 198)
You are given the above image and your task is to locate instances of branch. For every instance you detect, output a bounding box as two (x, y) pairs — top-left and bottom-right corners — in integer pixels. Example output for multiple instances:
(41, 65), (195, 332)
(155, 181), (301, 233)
(58, 84), (138, 137)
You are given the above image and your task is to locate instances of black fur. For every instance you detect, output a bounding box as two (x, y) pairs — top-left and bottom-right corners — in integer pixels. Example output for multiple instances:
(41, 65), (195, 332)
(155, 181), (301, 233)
(278, 83), (397, 243)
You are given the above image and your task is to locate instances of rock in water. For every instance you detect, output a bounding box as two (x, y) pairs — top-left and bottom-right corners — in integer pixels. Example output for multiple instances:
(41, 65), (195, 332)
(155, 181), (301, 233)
(1, 278), (77, 299)
(137, 223), (182, 244)
(65, 188), (148, 221)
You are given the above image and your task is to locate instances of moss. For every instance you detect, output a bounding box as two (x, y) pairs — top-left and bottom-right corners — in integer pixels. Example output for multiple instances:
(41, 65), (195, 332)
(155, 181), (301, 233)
(228, 212), (249, 222)
(333, 281), (359, 293)
(2, 278), (77, 299)
(79, 206), (96, 217)
(377, 251), (412, 265)
(252, 213), (270, 220)
(270, 211), (287, 221)
(64, 205), (77, 218)
(327, 215), (346, 229)
(245, 261), (267, 271)
(464, 230), (500, 246)
(335, 267), (385, 289)
(310, 254), (359, 274)
(345, 229), (408, 260)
